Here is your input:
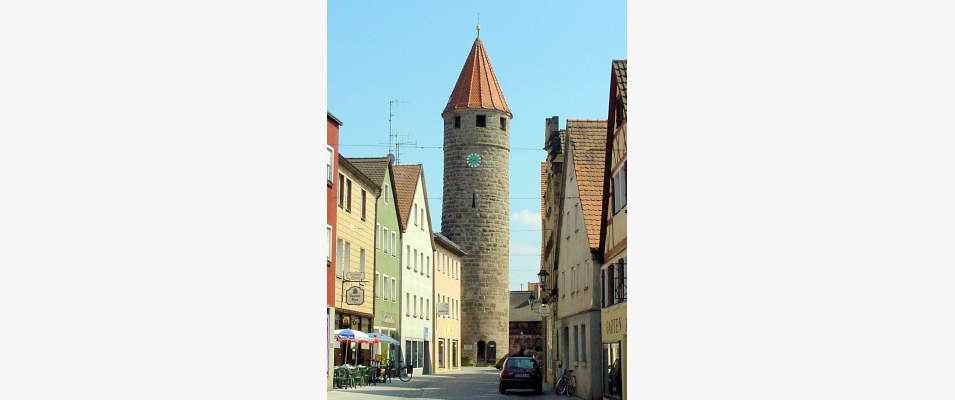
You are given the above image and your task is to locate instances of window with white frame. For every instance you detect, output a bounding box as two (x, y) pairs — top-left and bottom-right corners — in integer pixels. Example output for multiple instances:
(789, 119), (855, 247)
(326, 225), (332, 262)
(344, 241), (351, 273)
(612, 161), (628, 213)
(335, 238), (345, 278)
(358, 248), (365, 275)
(326, 146), (334, 183)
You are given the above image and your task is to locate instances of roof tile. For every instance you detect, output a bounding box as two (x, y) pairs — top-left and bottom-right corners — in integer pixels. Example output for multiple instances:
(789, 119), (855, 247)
(566, 119), (608, 249)
(444, 39), (511, 116)
(392, 164), (422, 232)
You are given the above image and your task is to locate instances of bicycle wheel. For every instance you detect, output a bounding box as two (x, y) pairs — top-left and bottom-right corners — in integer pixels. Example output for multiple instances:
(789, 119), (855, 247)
(568, 376), (577, 397)
(398, 366), (412, 382)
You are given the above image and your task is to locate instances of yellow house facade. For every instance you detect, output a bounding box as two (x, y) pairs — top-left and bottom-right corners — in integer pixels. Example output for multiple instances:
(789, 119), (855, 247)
(432, 232), (465, 373)
(334, 155), (379, 366)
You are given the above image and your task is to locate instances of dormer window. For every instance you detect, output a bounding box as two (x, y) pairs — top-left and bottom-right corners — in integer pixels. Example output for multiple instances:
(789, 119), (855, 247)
(476, 115), (486, 127)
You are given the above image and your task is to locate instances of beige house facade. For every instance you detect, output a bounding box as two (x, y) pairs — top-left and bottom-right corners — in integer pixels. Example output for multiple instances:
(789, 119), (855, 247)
(555, 120), (607, 400)
(432, 232), (465, 373)
(334, 156), (379, 366)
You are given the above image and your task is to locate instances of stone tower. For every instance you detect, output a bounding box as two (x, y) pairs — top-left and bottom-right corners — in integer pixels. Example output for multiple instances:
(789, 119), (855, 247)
(441, 35), (511, 366)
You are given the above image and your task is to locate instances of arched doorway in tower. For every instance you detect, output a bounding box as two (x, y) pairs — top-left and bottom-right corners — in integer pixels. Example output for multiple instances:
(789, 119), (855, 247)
(476, 341), (486, 366)
(487, 341), (497, 365)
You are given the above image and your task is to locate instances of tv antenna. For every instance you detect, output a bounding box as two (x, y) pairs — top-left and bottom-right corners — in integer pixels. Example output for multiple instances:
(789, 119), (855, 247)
(386, 98), (416, 164)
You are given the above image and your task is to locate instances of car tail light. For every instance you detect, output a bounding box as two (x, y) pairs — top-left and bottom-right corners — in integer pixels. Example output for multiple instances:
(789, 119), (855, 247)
(501, 369), (512, 378)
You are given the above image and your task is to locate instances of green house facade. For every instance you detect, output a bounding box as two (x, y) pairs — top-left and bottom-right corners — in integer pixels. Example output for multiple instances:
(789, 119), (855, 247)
(347, 157), (402, 363)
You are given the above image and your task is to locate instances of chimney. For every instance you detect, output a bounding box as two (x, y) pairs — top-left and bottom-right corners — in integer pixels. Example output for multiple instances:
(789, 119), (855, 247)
(544, 116), (561, 160)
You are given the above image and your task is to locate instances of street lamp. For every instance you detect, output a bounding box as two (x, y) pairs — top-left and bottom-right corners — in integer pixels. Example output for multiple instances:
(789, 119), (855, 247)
(537, 269), (552, 303)
(537, 269), (549, 289)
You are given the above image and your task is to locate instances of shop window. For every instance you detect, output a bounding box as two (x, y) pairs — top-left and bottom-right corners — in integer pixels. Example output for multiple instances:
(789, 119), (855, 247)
(604, 342), (623, 399)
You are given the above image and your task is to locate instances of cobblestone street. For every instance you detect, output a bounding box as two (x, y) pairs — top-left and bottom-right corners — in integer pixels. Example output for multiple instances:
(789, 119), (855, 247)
(328, 367), (563, 400)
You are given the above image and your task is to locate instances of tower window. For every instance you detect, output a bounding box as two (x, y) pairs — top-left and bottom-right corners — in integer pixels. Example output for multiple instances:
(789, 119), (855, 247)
(500, 117), (506, 130)
(472, 193), (477, 208)
(454, 115), (461, 129)
(476, 115), (486, 127)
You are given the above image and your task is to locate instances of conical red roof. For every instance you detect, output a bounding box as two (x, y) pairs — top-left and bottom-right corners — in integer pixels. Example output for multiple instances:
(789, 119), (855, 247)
(443, 38), (511, 116)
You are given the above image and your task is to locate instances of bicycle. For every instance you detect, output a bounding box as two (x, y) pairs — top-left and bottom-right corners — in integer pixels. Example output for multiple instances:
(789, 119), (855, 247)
(555, 368), (576, 396)
(387, 360), (413, 382)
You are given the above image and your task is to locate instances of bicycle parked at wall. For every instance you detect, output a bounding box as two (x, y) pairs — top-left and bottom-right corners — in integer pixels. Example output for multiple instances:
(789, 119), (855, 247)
(555, 368), (577, 396)
(384, 360), (413, 382)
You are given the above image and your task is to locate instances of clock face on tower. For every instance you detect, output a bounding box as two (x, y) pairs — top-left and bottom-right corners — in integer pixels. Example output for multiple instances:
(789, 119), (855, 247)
(466, 152), (482, 168)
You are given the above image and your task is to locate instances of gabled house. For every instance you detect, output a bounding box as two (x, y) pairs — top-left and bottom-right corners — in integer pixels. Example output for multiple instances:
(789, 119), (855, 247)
(555, 119), (608, 400)
(348, 156), (402, 364)
(598, 59), (628, 400)
(393, 164), (436, 374)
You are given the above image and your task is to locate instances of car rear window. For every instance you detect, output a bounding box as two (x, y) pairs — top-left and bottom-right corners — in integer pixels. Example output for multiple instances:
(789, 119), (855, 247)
(505, 358), (535, 370)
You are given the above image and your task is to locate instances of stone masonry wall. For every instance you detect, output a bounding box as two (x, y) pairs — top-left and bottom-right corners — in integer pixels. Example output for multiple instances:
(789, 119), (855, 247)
(441, 108), (510, 365)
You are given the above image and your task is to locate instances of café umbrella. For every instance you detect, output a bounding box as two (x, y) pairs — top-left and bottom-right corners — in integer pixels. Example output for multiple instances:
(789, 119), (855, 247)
(333, 329), (376, 366)
(333, 329), (375, 344)
(367, 332), (399, 345)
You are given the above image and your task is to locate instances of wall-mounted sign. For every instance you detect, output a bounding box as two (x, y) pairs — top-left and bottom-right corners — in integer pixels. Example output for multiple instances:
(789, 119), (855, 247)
(382, 314), (395, 325)
(538, 304), (550, 315)
(601, 304), (627, 342)
(345, 286), (364, 305)
(436, 302), (450, 316)
(346, 271), (364, 281)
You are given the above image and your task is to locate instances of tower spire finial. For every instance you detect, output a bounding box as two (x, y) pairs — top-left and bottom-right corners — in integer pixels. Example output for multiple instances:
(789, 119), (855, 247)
(476, 12), (480, 39)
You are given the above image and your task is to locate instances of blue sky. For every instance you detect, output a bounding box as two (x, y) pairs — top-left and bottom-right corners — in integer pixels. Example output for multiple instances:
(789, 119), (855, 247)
(329, 0), (625, 290)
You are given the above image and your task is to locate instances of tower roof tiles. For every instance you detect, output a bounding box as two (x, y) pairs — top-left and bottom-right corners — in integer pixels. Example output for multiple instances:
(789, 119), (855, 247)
(443, 38), (511, 117)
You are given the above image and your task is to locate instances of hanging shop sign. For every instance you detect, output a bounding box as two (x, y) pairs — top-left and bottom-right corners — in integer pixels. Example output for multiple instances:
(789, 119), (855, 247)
(345, 286), (364, 305)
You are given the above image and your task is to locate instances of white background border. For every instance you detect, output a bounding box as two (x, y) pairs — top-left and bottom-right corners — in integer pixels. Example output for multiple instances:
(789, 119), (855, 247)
(1, 0), (328, 398)
(628, 0), (955, 398)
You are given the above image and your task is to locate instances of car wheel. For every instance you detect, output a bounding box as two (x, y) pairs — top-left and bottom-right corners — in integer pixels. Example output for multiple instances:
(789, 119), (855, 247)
(498, 384), (506, 394)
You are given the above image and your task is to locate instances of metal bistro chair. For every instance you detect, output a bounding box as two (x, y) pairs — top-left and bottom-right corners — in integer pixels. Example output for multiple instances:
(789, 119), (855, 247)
(344, 366), (360, 389)
(334, 367), (351, 389)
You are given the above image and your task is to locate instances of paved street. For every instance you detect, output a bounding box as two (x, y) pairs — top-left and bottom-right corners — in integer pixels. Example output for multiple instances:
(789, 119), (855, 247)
(328, 367), (563, 400)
